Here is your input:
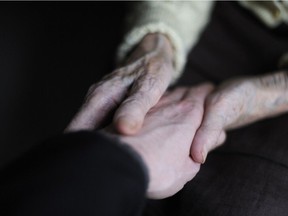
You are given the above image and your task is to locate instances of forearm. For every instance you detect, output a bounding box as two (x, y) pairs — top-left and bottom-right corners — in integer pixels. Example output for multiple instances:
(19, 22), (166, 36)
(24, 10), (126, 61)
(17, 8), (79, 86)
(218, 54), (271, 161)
(223, 71), (288, 130)
(254, 71), (288, 118)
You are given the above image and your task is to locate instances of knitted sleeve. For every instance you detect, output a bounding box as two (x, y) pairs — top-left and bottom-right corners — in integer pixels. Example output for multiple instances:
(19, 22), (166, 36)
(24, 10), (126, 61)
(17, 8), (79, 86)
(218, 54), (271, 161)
(116, 1), (214, 83)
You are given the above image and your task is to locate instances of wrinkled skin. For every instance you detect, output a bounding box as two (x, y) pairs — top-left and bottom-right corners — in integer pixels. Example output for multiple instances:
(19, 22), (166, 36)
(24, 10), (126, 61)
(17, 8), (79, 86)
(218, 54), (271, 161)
(65, 31), (288, 196)
(112, 84), (214, 199)
(66, 33), (175, 135)
(191, 72), (288, 163)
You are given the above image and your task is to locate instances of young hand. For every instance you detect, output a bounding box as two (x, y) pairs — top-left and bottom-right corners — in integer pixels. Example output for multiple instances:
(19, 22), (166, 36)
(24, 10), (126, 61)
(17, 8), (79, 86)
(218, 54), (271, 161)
(106, 84), (214, 199)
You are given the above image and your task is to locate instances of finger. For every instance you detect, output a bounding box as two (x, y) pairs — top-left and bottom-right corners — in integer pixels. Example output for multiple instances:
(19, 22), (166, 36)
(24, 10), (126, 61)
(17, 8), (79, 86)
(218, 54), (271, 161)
(180, 83), (215, 126)
(153, 87), (194, 110)
(159, 83), (214, 105)
(156, 88), (187, 107)
(65, 80), (128, 132)
(114, 72), (170, 135)
(182, 83), (215, 106)
(191, 108), (226, 164)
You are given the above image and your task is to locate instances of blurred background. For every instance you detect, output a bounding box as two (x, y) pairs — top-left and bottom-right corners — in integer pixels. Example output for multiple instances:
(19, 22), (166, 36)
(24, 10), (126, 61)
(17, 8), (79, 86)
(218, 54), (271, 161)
(0, 2), (128, 167)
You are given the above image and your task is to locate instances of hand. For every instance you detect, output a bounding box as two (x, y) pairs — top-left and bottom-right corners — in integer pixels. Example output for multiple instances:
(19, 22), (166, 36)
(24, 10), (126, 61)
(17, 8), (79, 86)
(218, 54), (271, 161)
(191, 72), (288, 163)
(106, 84), (214, 199)
(66, 33), (175, 135)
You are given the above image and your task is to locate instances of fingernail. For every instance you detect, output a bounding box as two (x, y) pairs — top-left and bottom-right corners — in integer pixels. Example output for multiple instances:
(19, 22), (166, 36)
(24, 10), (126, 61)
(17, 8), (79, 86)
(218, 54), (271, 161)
(125, 120), (137, 131)
(201, 149), (207, 164)
(117, 117), (137, 133)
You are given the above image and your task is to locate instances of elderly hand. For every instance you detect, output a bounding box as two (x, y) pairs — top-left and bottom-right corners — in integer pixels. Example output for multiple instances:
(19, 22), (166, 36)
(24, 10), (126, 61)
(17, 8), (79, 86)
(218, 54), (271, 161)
(106, 84), (213, 199)
(191, 71), (288, 164)
(66, 33), (175, 135)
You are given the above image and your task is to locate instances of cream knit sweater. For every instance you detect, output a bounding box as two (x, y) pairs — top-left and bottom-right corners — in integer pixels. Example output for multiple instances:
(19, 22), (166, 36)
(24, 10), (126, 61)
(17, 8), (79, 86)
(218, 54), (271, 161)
(117, 1), (288, 83)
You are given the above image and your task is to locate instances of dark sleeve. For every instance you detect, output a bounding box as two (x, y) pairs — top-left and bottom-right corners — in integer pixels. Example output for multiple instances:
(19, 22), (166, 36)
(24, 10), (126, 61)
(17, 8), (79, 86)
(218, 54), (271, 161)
(0, 131), (148, 216)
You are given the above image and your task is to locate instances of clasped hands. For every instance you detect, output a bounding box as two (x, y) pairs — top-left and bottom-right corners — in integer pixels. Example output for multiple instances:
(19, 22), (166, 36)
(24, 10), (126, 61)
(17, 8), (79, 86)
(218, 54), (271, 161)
(66, 34), (288, 199)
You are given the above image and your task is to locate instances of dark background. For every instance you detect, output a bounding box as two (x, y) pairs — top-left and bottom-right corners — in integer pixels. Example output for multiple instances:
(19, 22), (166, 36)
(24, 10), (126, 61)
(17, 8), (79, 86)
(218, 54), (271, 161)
(0, 2), (128, 167)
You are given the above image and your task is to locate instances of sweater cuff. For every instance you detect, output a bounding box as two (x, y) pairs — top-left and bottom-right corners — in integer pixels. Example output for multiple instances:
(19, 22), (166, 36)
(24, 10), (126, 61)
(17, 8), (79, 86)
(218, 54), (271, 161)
(116, 22), (186, 84)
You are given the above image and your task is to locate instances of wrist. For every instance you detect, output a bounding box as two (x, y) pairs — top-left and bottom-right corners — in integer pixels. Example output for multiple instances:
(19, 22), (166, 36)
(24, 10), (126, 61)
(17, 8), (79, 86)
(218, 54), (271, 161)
(120, 136), (153, 184)
(120, 136), (147, 164)
(140, 33), (174, 61)
(125, 33), (174, 66)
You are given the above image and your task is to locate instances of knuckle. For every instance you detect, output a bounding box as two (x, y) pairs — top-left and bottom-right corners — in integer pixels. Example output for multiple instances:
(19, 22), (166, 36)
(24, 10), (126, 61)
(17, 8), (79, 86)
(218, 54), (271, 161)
(177, 100), (203, 114)
(126, 94), (149, 108)
(85, 86), (120, 110)
(85, 84), (101, 102)
(89, 95), (119, 114)
(120, 94), (152, 115)
(98, 97), (117, 113)
(102, 67), (137, 84)
(131, 79), (163, 102)
(85, 83), (105, 100)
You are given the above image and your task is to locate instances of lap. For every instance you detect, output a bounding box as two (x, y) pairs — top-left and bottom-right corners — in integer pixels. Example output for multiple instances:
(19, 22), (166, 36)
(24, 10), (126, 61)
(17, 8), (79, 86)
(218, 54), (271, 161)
(144, 152), (288, 216)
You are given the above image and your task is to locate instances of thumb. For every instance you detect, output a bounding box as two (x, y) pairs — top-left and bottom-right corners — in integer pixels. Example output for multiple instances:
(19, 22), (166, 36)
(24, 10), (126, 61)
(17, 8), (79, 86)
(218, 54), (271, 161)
(191, 111), (225, 164)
